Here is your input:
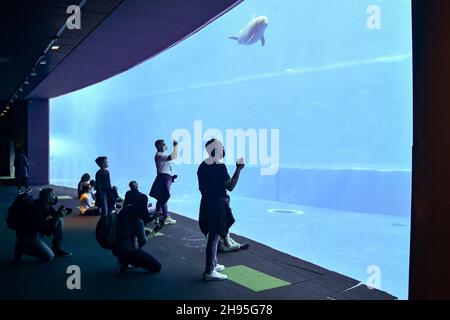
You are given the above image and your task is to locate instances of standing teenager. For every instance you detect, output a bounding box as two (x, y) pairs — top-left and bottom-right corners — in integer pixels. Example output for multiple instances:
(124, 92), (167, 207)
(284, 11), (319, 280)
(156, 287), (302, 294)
(149, 139), (178, 225)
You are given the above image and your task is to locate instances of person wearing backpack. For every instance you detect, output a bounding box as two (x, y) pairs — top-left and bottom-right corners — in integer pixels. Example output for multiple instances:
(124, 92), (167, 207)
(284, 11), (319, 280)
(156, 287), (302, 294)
(13, 188), (72, 262)
(112, 193), (161, 274)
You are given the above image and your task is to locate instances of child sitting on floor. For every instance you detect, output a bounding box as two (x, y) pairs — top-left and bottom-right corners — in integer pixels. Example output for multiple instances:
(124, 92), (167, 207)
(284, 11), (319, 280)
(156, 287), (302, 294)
(79, 184), (100, 216)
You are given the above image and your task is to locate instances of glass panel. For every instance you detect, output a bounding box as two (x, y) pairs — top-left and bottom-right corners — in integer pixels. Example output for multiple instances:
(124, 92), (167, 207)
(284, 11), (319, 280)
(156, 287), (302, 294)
(50, 0), (412, 299)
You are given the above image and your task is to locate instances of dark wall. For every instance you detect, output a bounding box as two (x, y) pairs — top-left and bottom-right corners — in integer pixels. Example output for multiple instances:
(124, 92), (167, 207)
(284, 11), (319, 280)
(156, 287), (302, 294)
(0, 99), (49, 185)
(27, 99), (49, 185)
(0, 101), (28, 177)
(409, 0), (450, 299)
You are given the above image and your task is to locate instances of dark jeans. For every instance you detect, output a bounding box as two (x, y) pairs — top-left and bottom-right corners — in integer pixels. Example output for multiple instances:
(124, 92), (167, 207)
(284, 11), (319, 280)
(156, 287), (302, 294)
(205, 232), (219, 273)
(116, 249), (161, 273)
(16, 177), (29, 191)
(98, 191), (110, 215)
(16, 236), (54, 262)
(155, 201), (168, 217)
(156, 179), (172, 217)
(16, 217), (64, 262)
(39, 217), (64, 247)
(99, 189), (120, 215)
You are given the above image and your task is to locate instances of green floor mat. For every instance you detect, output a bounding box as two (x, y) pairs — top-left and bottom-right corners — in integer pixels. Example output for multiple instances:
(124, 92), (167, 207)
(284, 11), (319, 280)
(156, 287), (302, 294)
(58, 196), (73, 200)
(222, 265), (290, 292)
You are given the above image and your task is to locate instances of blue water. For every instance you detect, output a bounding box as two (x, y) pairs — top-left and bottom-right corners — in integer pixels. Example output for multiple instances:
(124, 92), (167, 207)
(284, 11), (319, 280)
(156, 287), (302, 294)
(50, 0), (412, 299)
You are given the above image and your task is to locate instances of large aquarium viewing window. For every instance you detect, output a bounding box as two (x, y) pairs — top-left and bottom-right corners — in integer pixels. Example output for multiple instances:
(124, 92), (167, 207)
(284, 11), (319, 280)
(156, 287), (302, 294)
(50, 0), (412, 299)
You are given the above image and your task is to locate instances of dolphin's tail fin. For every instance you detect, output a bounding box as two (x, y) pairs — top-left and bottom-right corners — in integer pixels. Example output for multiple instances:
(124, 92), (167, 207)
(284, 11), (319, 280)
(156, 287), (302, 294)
(228, 36), (239, 41)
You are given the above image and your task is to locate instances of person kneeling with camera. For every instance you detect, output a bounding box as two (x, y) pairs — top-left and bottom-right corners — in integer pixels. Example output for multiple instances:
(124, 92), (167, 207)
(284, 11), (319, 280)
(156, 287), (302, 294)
(14, 188), (72, 262)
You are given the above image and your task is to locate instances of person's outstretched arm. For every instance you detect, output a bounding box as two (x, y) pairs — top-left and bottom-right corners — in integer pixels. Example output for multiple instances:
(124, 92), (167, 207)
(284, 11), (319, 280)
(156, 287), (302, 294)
(167, 140), (179, 161)
(225, 158), (245, 192)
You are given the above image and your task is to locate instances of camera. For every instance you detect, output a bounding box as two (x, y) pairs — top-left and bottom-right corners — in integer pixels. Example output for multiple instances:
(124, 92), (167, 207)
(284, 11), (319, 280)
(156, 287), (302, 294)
(54, 205), (73, 218)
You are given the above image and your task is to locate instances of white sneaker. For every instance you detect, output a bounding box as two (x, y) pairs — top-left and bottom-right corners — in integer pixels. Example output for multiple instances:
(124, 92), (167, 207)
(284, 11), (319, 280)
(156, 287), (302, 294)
(226, 234), (241, 251)
(164, 216), (177, 225)
(229, 237), (239, 246)
(228, 240), (241, 251)
(203, 270), (228, 281)
(218, 238), (240, 252)
(214, 264), (225, 272)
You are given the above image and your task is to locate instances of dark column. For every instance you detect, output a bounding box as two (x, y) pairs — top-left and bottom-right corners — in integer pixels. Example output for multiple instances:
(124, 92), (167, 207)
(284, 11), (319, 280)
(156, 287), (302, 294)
(0, 101), (28, 182)
(409, 0), (450, 299)
(27, 98), (49, 185)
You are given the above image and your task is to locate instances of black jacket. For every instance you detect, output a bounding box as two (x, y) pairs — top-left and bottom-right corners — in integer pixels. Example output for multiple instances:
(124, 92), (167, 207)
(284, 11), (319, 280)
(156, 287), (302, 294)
(198, 196), (235, 238)
(95, 169), (111, 194)
(197, 162), (235, 238)
(14, 154), (29, 178)
(113, 205), (152, 255)
(15, 201), (57, 240)
(123, 189), (142, 208)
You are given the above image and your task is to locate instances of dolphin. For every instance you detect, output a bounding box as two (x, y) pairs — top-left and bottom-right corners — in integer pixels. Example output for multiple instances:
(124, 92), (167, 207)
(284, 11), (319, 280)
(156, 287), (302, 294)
(229, 15), (269, 46)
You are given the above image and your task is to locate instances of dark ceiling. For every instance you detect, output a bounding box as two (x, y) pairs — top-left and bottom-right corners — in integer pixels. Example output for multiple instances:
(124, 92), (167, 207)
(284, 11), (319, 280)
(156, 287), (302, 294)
(0, 0), (123, 103)
(0, 0), (243, 105)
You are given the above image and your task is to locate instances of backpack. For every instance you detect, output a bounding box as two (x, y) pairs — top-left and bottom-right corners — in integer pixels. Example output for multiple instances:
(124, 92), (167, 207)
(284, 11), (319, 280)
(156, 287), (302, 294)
(5, 193), (34, 231)
(95, 211), (118, 250)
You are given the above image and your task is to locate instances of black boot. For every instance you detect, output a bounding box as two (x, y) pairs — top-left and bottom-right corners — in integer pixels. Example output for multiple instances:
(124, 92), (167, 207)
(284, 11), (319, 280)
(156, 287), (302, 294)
(52, 246), (72, 257)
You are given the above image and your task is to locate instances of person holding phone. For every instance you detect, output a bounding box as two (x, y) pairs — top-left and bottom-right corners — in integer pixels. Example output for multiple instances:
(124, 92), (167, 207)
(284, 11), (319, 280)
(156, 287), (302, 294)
(149, 139), (179, 225)
(197, 139), (245, 281)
